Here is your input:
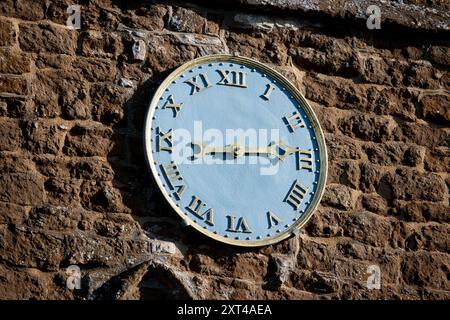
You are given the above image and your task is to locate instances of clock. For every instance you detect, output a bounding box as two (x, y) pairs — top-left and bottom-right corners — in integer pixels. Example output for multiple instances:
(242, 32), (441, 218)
(144, 54), (327, 247)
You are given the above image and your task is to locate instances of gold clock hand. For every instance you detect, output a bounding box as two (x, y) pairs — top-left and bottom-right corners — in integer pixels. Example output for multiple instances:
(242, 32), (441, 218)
(200, 144), (272, 158)
(191, 142), (237, 159)
(206, 144), (236, 155)
(241, 146), (272, 156)
(191, 140), (299, 160)
(269, 139), (299, 161)
(238, 140), (298, 160)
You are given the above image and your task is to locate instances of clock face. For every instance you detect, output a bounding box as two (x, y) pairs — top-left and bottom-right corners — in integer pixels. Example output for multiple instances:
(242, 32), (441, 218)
(144, 55), (327, 247)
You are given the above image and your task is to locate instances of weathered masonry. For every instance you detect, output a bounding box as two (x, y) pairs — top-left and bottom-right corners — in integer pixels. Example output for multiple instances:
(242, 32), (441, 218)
(0, 0), (448, 299)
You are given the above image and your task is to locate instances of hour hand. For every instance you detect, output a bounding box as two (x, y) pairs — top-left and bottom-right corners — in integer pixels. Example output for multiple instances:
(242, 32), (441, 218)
(191, 142), (236, 159)
(267, 139), (298, 161)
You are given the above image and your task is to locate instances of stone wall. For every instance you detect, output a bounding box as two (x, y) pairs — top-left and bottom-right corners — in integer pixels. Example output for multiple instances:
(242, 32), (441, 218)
(0, 0), (448, 299)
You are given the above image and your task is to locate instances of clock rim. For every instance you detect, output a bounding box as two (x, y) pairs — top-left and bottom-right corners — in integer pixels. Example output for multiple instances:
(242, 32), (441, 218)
(143, 54), (328, 247)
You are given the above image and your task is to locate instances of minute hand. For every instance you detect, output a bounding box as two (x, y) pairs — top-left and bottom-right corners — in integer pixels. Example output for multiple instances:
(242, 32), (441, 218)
(191, 143), (235, 159)
(265, 140), (298, 161)
(238, 142), (296, 160)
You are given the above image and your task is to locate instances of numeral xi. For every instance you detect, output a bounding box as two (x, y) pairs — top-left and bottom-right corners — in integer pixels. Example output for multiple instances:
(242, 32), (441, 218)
(185, 72), (211, 95)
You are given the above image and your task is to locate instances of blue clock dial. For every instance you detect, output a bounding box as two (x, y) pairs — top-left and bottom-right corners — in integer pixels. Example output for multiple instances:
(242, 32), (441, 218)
(144, 55), (327, 247)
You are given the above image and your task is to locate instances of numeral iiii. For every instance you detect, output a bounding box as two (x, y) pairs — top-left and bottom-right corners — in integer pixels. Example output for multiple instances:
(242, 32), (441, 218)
(161, 162), (185, 200)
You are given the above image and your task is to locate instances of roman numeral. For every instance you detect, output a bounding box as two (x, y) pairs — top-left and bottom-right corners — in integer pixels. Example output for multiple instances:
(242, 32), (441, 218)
(283, 112), (305, 132)
(173, 185), (185, 200)
(285, 180), (309, 210)
(296, 149), (313, 171)
(186, 196), (214, 226)
(156, 127), (173, 152)
(163, 95), (183, 117)
(267, 211), (282, 229)
(161, 162), (182, 184)
(261, 83), (275, 100)
(185, 72), (211, 95)
(161, 162), (185, 200)
(217, 69), (247, 88)
(226, 215), (251, 233)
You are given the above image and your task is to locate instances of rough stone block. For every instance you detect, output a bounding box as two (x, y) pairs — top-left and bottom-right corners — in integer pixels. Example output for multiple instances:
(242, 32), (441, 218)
(69, 158), (115, 181)
(22, 120), (66, 155)
(80, 181), (126, 213)
(0, 119), (21, 151)
(325, 134), (362, 160)
(419, 94), (450, 123)
(0, 18), (16, 46)
(321, 184), (354, 210)
(63, 123), (113, 157)
(338, 113), (397, 143)
(19, 22), (77, 55)
(379, 168), (447, 202)
(169, 7), (206, 33)
(44, 177), (81, 207)
(424, 146), (449, 173)
(0, 173), (44, 205)
(363, 142), (425, 167)
(401, 252), (449, 290)
(328, 160), (360, 189)
(0, 75), (29, 96)
(72, 57), (118, 82)
(400, 122), (448, 148)
(78, 31), (123, 58)
(0, 48), (31, 74)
